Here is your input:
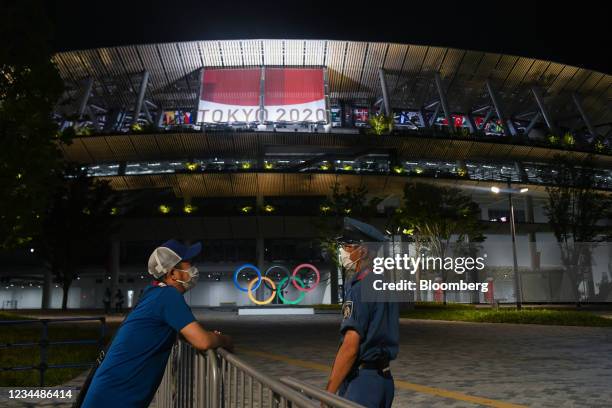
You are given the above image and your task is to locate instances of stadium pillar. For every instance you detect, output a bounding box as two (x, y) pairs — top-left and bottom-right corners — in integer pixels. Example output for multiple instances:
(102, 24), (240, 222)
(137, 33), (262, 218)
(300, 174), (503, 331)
(255, 194), (265, 302)
(132, 71), (150, 125)
(464, 114), (476, 133)
(514, 162), (539, 272)
(486, 80), (517, 137)
(77, 77), (94, 120)
(379, 68), (391, 116)
(525, 112), (542, 136)
(531, 87), (558, 136)
(434, 73), (454, 130)
(572, 93), (597, 138)
(479, 108), (493, 130)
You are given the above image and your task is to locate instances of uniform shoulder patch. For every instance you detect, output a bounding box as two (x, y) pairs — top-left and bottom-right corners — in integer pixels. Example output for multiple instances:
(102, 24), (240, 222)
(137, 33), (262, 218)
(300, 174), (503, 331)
(342, 301), (353, 319)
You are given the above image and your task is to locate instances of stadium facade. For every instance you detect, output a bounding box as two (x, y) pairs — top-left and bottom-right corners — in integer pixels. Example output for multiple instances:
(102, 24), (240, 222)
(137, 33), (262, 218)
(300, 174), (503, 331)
(2, 39), (612, 309)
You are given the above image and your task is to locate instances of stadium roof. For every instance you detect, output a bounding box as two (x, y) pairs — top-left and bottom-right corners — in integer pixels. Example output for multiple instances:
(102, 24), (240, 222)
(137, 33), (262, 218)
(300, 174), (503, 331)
(53, 40), (612, 132)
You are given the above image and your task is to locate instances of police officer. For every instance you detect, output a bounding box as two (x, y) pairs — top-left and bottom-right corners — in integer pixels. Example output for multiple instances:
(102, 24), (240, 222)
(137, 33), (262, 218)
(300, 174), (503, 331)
(326, 217), (399, 408)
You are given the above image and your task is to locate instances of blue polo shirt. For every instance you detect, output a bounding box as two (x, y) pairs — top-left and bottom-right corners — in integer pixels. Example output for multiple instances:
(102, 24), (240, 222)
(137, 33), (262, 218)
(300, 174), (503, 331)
(82, 284), (196, 408)
(340, 277), (399, 363)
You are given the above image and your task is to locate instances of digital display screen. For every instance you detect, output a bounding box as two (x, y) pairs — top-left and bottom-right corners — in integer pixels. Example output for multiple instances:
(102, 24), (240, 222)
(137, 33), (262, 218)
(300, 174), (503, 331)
(353, 108), (369, 125)
(393, 110), (424, 129)
(331, 107), (342, 127)
(163, 110), (193, 126)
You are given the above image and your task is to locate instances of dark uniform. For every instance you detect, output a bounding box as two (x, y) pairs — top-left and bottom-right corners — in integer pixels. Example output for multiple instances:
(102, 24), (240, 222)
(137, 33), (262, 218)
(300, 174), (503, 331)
(336, 218), (400, 408)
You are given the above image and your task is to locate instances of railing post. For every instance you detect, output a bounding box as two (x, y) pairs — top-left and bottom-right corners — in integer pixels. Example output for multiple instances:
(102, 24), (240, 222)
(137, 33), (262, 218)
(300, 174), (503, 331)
(40, 320), (48, 386)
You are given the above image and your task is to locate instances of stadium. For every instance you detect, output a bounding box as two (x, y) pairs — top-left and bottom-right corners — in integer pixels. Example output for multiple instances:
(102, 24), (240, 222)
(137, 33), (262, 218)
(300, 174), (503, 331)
(2, 39), (612, 310)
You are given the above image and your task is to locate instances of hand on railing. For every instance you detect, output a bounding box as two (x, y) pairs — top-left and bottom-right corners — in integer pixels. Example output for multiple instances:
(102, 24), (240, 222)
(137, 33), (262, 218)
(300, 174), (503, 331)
(214, 330), (234, 352)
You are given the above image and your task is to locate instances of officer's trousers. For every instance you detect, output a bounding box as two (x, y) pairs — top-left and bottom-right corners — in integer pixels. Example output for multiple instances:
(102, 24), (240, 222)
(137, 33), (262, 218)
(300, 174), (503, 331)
(339, 368), (394, 408)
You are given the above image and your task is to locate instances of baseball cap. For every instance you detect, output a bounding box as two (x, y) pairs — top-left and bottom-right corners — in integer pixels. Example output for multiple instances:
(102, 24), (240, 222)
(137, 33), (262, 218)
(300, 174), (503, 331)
(147, 239), (202, 279)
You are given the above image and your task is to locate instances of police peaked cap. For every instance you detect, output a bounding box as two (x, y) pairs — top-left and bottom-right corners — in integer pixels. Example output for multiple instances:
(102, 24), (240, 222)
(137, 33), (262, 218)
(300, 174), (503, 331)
(336, 217), (388, 243)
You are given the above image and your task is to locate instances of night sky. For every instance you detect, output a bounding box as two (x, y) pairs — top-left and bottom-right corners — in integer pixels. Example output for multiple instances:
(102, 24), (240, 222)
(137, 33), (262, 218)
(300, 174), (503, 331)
(47, 0), (610, 74)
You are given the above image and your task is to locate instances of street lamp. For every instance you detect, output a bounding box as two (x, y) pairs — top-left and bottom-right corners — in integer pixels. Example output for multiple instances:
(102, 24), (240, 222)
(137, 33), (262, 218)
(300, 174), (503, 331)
(491, 179), (528, 310)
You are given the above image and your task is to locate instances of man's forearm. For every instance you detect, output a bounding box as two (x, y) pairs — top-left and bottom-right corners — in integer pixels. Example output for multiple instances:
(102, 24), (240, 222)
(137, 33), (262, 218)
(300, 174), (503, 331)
(326, 344), (358, 394)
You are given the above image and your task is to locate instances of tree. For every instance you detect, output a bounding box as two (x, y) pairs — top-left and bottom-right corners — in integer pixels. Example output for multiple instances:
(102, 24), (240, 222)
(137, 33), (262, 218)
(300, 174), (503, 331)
(542, 154), (612, 304)
(368, 113), (394, 135)
(393, 182), (485, 303)
(36, 168), (119, 309)
(316, 183), (381, 303)
(0, 0), (69, 249)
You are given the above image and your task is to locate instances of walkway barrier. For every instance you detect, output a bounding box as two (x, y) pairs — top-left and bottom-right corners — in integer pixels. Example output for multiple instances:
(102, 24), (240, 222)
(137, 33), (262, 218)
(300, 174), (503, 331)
(152, 341), (362, 408)
(279, 377), (363, 408)
(0, 317), (106, 386)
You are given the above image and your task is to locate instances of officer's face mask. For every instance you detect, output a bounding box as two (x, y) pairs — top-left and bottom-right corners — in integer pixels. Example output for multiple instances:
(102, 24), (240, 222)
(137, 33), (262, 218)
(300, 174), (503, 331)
(173, 266), (199, 291)
(339, 245), (367, 276)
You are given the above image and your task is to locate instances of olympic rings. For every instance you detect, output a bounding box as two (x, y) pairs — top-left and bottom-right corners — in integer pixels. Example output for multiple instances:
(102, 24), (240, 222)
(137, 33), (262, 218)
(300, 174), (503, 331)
(277, 276), (305, 305)
(292, 264), (320, 292)
(233, 264), (262, 292)
(234, 263), (321, 305)
(247, 277), (276, 305)
(264, 264), (291, 290)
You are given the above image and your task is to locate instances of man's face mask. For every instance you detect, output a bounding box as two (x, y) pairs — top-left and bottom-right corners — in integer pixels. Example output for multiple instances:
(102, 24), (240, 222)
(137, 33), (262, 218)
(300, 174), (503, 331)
(339, 245), (366, 275)
(174, 266), (199, 291)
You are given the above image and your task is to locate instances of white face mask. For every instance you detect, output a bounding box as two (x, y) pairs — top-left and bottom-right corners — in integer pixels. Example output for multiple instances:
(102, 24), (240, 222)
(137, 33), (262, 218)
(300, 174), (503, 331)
(174, 266), (199, 291)
(339, 246), (365, 275)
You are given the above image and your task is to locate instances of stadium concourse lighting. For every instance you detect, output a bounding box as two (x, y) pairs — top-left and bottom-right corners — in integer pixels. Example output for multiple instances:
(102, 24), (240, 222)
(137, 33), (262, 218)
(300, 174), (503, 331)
(490, 179), (528, 310)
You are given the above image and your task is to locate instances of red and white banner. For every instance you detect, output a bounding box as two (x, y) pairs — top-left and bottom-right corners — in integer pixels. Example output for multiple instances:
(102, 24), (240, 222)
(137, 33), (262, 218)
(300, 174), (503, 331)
(263, 68), (326, 123)
(197, 68), (261, 123)
(196, 68), (326, 124)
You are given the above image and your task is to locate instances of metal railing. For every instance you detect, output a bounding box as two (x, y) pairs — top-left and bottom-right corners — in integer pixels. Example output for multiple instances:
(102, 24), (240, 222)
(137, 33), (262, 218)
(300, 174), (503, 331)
(151, 341), (362, 408)
(279, 377), (362, 408)
(152, 341), (220, 408)
(0, 317), (106, 386)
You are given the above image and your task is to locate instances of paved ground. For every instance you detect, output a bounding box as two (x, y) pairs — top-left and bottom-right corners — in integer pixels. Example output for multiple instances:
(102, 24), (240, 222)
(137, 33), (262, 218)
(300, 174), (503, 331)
(4, 309), (612, 407)
(194, 310), (612, 408)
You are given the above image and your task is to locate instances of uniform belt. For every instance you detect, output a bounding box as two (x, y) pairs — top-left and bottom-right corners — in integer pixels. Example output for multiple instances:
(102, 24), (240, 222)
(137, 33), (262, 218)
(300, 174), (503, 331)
(358, 360), (391, 377)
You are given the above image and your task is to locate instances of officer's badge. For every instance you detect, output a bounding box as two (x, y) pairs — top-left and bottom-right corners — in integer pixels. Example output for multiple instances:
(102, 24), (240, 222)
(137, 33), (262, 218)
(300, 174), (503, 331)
(342, 301), (353, 319)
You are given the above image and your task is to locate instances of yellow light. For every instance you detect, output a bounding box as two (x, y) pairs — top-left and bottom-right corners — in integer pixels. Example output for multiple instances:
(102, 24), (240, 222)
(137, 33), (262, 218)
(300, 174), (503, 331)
(457, 168), (467, 177)
(185, 162), (199, 171)
(320, 205), (331, 213)
(491, 186), (500, 194)
(402, 228), (414, 235)
(242, 162), (251, 170)
(264, 161), (274, 170)
(241, 206), (253, 214)
(183, 204), (196, 214)
(414, 167), (424, 174)
(393, 166), (404, 174)
(342, 164), (353, 171)
(159, 204), (171, 214)
(343, 208), (352, 214)
(264, 204), (275, 213)
(110, 207), (118, 216)
(320, 162), (330, 171)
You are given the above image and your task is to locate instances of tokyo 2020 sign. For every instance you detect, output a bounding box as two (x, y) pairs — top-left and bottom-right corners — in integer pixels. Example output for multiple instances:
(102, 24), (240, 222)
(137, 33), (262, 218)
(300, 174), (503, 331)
(233, 263), (320, 305)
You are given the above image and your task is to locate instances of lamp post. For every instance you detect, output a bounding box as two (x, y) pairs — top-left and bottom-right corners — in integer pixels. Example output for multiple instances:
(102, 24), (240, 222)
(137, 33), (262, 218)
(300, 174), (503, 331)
(491, 180), (528, 310)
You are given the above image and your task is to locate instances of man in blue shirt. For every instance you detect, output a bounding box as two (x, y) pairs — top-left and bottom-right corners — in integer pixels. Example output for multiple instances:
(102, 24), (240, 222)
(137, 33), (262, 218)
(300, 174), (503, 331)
(82, 240), (233, 408)
(326, 218), (399, 408)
